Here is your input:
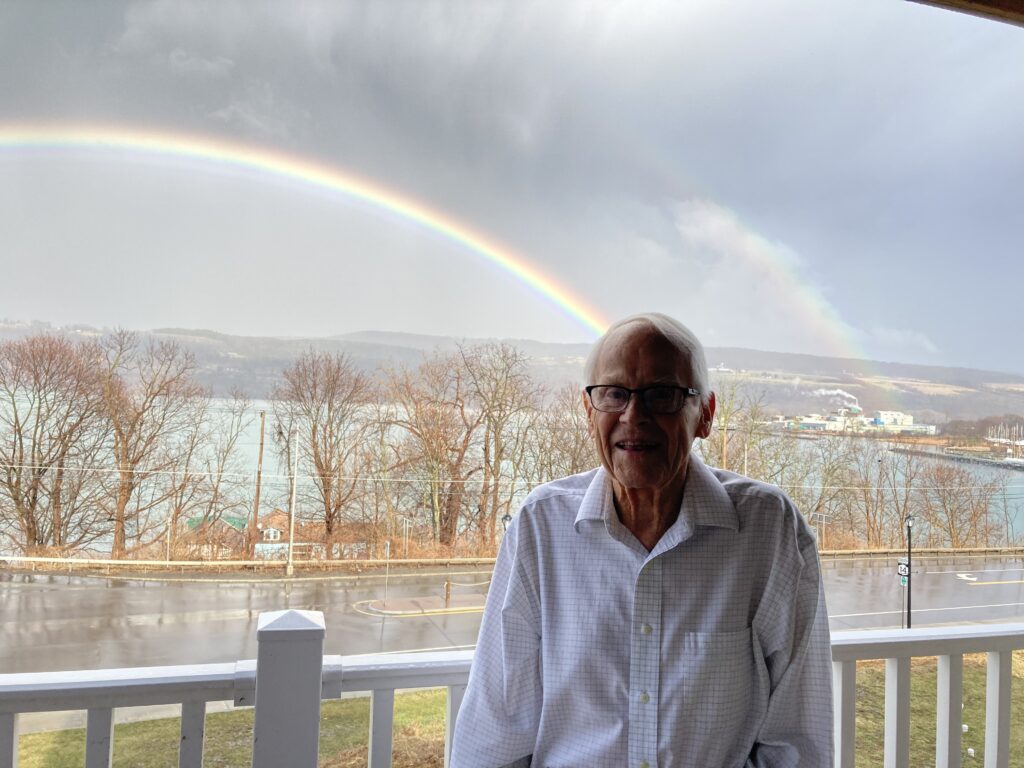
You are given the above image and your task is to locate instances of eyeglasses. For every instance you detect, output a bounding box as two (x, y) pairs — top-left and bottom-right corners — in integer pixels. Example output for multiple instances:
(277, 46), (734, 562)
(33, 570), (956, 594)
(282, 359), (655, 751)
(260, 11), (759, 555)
(585, 385), (700, 414)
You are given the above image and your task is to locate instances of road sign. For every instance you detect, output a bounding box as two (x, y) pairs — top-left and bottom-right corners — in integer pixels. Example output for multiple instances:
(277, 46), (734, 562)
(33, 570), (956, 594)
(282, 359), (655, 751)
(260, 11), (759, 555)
(900, 576), (908, 587)
(897, 563), (909, 577)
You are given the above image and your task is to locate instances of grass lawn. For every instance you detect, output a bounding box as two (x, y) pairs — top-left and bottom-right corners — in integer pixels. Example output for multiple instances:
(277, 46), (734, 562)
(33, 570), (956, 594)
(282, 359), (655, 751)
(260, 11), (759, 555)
(17, 691), (448, 768)
(855, 652), (1024, 767)
(16, 653), (1024, 767)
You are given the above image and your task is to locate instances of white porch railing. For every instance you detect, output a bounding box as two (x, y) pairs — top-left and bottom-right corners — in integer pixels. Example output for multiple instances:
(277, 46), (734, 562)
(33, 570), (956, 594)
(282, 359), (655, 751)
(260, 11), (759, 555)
(0, 609), (472, 768)
(0, 612), (1020, 768)
(832, 623), (1024, 768)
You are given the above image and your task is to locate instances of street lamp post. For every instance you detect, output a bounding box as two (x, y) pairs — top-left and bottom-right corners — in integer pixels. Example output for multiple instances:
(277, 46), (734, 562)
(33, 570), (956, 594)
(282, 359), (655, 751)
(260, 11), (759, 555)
(906, 514), (914, 629)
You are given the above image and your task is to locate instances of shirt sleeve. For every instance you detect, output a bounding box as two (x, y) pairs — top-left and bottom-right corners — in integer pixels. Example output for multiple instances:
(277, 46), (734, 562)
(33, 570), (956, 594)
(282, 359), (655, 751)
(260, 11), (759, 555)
(450, 515), (542, 768)
(746, 508), (834, 767)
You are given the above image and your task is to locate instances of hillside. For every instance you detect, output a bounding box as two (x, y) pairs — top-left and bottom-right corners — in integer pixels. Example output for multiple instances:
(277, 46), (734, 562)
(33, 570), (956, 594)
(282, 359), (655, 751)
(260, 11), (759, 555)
(2, 321), (1023, 421)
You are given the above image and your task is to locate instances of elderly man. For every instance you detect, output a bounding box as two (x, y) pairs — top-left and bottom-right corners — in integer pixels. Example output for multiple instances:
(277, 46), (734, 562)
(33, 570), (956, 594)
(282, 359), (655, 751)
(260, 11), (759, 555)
(451, 313), (832, 767)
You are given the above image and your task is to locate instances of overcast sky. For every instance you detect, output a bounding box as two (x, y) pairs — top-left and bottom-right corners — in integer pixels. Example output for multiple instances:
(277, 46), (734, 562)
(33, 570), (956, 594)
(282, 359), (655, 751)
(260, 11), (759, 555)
(1, 1), (1022, 373)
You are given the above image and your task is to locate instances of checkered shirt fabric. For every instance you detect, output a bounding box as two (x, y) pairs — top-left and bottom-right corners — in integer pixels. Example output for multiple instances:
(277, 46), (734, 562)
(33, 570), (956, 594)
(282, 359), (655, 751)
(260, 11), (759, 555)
(450, 453), (833, 768)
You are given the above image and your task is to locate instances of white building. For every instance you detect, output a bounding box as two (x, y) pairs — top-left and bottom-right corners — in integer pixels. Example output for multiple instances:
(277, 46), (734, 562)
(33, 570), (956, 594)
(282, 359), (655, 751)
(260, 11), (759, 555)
(875, 411), (914, 426)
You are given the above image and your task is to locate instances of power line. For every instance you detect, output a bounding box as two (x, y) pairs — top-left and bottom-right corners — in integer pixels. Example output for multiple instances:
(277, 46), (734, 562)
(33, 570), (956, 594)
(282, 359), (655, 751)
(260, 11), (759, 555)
(0, 461), (1022, 494)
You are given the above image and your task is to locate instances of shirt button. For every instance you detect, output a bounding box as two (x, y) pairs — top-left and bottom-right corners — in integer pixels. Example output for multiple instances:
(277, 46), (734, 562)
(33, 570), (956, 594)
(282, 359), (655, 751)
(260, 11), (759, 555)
(639, 691), (650, 704)
(641, 623), (653, 635)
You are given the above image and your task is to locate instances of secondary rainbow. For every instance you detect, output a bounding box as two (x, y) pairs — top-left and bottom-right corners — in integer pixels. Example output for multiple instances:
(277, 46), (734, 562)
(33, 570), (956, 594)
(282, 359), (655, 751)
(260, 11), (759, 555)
(0, 124), (608, 337)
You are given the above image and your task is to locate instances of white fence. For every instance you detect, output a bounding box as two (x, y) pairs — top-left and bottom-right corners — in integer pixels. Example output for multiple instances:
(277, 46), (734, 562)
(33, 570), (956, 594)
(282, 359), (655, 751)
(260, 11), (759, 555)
(832, 623), (1024, 768)
(0, 612), (1020, 768)
(0, 609), (471, 768)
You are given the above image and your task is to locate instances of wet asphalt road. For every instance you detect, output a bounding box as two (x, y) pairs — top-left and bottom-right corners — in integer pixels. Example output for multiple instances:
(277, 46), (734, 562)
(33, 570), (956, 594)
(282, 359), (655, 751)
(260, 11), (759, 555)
(2, 556), (1024, 674)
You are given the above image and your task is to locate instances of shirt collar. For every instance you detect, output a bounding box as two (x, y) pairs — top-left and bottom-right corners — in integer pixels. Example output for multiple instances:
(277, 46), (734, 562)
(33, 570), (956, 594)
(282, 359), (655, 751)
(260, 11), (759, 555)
(574, 452), (738, 537)
(681, 452), (739, 531)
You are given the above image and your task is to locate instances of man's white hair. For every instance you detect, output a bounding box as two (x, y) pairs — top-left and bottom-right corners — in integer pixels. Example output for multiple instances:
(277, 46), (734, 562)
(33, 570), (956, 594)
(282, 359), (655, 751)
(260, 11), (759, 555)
(583, 312), (710, 404)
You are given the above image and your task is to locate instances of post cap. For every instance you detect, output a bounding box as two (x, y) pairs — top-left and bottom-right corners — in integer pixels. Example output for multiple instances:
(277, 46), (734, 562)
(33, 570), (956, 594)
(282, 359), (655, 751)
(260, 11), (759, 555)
(257, 609), (326, 640)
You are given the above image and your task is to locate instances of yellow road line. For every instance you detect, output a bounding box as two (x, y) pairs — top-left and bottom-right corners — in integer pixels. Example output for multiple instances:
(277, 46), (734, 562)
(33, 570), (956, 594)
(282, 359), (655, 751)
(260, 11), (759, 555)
(375, 643), (476, 654)
(351, 600), (485, 619)
(969, 579), (1024, 586)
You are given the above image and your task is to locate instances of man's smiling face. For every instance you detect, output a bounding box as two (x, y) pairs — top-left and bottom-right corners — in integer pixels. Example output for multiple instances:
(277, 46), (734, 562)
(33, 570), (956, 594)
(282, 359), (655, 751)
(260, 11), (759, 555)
(584, 321), (714, 500)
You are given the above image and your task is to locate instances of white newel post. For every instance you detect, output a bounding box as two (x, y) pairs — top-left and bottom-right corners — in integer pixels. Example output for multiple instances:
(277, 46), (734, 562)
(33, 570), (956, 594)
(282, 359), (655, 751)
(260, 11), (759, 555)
(85, 708), (114, 768)
(445, 684), (466, 768)
(368, 689), (395, 768)
(0, 713), (18, 768)
(251, 610), (326, 768)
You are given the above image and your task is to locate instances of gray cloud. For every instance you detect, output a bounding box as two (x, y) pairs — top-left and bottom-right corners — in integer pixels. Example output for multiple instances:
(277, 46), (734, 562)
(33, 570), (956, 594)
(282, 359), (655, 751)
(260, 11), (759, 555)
(168, 48), (234, 79)
(1, 0), (1022, 371)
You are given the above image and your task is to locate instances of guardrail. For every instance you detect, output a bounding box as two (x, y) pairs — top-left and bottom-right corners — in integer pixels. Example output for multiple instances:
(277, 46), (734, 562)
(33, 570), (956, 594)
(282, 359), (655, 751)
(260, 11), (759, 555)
(819, 547), (1024, 563)
(3, 547), (1024, 573)
(0, 554), (499, 570)
(0, 613), (1021, 767)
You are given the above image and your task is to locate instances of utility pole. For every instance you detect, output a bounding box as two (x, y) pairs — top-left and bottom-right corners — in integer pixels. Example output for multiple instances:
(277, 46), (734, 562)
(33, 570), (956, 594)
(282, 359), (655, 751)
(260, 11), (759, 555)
(721, 420), (728, 468)
(248, 410), (265, 560)
(287, 447), (298, 577)
(166, 470), (176, 563)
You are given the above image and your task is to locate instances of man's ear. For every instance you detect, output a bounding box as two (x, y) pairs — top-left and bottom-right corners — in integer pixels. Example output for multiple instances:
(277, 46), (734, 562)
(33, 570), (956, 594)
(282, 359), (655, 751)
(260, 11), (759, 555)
(582, 389), (596, 438)
(697, 391), (716, 439)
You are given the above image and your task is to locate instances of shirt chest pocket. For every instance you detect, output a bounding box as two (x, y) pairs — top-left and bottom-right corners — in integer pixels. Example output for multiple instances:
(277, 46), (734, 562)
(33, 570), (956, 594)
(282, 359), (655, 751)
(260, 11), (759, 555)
(669, 627), (755, 737)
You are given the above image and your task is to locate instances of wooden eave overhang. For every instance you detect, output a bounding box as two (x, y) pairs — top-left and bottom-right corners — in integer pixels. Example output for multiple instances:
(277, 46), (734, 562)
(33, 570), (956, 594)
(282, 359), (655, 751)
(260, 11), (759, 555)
(909, 0), (1024, 27)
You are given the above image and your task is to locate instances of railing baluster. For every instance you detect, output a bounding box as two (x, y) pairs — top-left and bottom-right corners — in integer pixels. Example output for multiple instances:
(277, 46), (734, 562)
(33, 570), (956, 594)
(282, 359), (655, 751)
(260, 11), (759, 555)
(0, 713), (17, 768)
(445, 684), (466, 768)
(85, 707), (114, 768)
(251, 610), (326, 768)
(179, 701), (206, 768)
(832, 661), (856, 768)
(936, 653), (963, 768)
(368, 689), (395, 768)
(984, 650), (1012, 768)
(884, 657), (910, 768)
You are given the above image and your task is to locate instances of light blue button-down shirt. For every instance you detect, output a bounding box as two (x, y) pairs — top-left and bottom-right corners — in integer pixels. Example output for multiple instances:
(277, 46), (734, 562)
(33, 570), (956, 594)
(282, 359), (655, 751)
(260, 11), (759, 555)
(451, 454), (832, 768)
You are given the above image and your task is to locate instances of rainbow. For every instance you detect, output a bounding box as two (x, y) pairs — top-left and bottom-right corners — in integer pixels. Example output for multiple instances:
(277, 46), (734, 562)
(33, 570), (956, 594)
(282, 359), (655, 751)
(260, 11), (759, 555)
(0, 124), (609, 337)
(670, 199), (910, 411)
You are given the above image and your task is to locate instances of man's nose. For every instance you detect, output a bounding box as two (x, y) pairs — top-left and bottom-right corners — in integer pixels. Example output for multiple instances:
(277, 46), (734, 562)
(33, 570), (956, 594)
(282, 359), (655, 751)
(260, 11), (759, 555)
(619, 393), (652, 422)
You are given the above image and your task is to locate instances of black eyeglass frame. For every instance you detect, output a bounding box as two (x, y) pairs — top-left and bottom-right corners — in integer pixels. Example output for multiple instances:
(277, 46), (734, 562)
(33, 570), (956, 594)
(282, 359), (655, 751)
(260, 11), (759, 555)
(584, 384), (701, 414)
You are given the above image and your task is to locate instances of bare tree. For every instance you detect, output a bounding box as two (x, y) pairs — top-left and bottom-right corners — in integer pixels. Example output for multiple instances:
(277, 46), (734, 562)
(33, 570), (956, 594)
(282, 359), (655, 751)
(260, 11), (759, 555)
(917, 461), (1002, 547)
(348, 391), (435, 556)
(0, 335), (108, 553)
(461, 343), (538, 550)
(704, 376), (746, 471)
(165, 391), (253, 559)
(882, 444), (924, 548)
(158, 396), (207, 559)
(771, 434), (855, 548)
(841, 439), (897, 548)
(527, 383), (596, 484)
(272, 351), (369, 557)
(99, 331), (206, 558)
(730, 389), (777, 478)
(998, 483), (1021, 546)
(385, 352), (484, 548)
